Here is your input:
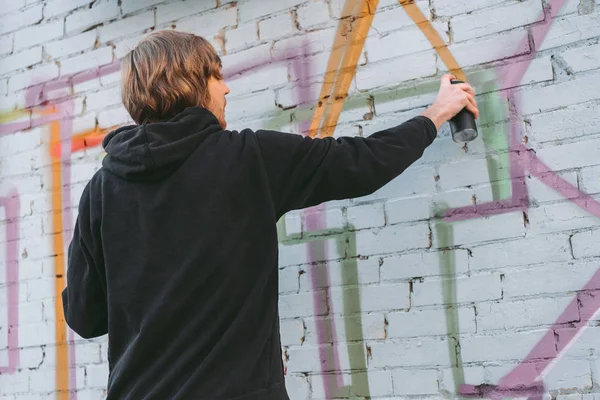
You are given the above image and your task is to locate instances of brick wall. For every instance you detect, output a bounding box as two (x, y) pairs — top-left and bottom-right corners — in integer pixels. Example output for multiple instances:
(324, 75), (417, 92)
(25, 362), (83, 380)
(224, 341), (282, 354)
(1, 0), (600, 398)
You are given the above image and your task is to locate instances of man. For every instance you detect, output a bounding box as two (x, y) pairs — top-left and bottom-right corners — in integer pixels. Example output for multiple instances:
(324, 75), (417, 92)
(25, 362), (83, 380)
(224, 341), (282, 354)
(62, 30), (478, 399)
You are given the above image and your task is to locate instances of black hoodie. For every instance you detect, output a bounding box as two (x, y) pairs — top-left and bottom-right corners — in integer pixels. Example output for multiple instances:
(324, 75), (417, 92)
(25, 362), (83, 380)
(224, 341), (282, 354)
(62, 106), (437, 399)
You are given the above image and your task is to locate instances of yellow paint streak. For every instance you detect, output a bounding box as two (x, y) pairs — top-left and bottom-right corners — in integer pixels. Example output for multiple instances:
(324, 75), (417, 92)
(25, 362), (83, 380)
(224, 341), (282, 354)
(399, 0), (466, 81)
(0, 110), (30, 124)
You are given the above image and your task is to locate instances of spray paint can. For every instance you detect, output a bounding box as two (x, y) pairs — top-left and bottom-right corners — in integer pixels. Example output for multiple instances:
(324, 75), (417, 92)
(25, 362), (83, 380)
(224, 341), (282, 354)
(449, 79), (478, 143)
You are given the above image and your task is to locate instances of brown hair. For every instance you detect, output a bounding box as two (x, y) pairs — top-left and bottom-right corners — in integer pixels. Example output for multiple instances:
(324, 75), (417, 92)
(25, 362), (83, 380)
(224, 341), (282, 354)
(120, 30), (223, 125)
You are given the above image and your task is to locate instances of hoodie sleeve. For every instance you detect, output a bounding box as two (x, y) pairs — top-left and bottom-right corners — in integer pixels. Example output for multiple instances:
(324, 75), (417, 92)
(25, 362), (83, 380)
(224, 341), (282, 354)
(62, 183), (108, 339)
(254, 115), (437, 218)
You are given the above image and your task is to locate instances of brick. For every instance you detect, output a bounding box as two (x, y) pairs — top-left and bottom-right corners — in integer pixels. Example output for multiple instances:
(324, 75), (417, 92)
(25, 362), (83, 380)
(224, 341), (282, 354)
(452, 0), (543, 42)
(66, 1), (120, 34)
(477, 296), (578, 331)
(529, 199), (600, 235)
(0, 33), (12, 55)
(238, 0), (305, 22)
(59, 46), (113, 77)
(448, 29), (530, 68)
(0, 4), (42, 35)
(98, 10), (154, 43)
(412, 273), (502, 307)
(443, 211), (526, 247)
(14, 19), (64, 50)
(224, 23), (258, 53)
(393, 369), (439, 395)
(562, 42), (600, 73)
(556, 326), (600, 358)
(156, 0), (217, 25)
(43, 0), (91, 19)
(440, 365), (485, 393)
(85, 85), (122, 111)
(303, 313), (385, 345)
(469, 234), (572, 271)
(259, 12), (297, 41)
(354, 222), (430, 256)
(356, 166), (437, 202)
(29, 367), (85, 392)
(0, 370), (29, 393)
(286, 342), (365, 372)
(388, 306), (476, 338)
(98, 105), (134, 127)
(355, 51), (437, 90)
(0, 0), (24, 16)
(279, 266), (300, 293)
(72, 390), (107, 400)
(121, 0), (166, 15)
(175, 6), (237, 37)
(461, 329), (556, 363)
(226, 90), (276, 121)
(368, 1), (429, 35)
(8, 63), (59, 92)
(527, 171), (579, 203)
(285, 375), (310, 400)
(581, 165), (600, 194)
(572, 229), (600, 259)
(432, 0), (510, 17)
(528, 102), (600, 143)
(227, 63), (289, 96)
(45, 30), (97, 59)
(346, 203), (385, 230)
(537, 12), (600, 51)
(296, 0), (330, 30)
(279, 290), (327, 318)
(275, 81), (321, 109)
(86, 363), (109, 388)
(365, 22), (448, 63)
(503, 261), (600, 298)
(279, 318), (303, 346)
(329, 283), (410, 314)
(519, 72), (600, 115)
(545, 358), (592, 391)
(272, 28), (335, 61)
(438, 157), (499, 191)
(299, 258), (379, 292)
(369, 337), (452, 368)
(551, 0), (580, 17)
(113, 31), (152, 58)
(73, 342), (102, 364)
(380, 249), (469, 281)
(0, 46), (41, 76)
(222, 44), (271, 77)
(281, 211), (302, 238)
(311, 370), (393, 398)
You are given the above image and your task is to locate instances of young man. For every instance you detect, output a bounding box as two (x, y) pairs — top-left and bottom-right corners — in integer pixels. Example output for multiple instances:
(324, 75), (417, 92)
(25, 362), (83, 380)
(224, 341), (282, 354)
(62, 31), (478, 399)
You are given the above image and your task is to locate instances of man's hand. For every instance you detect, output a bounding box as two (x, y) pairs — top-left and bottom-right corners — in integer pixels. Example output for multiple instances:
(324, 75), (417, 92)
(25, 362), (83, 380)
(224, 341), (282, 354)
(421, 74), (480, 131)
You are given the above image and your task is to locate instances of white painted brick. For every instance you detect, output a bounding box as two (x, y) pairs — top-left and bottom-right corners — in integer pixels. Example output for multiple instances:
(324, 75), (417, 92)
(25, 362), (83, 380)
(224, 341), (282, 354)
(43, 0), (91, 19)
(388, 306), (476, 338)
(0, 0), (24, 16)
(98, 105), (134, 127)
(85, 86), (122, 111)
(551, 0), (580, 17)
(527, 171), (580, 203)
(299, 258), (380, 292)
(528, 201), (600, 235)
(296, 0), (330, 30)
(503, 261), (600, 298)
(120, 0), (167, 15)
(73, 390), (107, 400)
(20, 321), (54, 347)
(572, 229), (600, 259)
(59, 46), (113, 77)
(556, 326), (600, 358)
(581, 165), (600, 194)
(537, 12), (600, 51)
(224, 23), (258, 53)
(448, 29), (530, 68)
(0, 33), (12, 55)
(393, 368), (439, 395)
(562, 43), (600, 73)
(354, 222), (430, 256)
(29, 367), (85, 392)
(73, 342), (102, 365)
(412, 273), (502, 307)
(519, 72), (600, 115)
(14, 19), (64, 50)
(438, 157), (498, 191)
(222, 44), (271, 77)
(329, 283), (410, 314)
(303, 313), (385, 345)
(365, 23), (448, 63)
(545, 358), (593, 391)
(528, 102), (600, 143)
(432, 0), (511, 17)
(356, 166), (437, 202)
(381, 249), (469, 280)
(477, 295), (577, 331)
(469, 234), (572, 271)
(271, 28), (334, 61)
(346, 203), (385, 230)
(0, 4), (42, 35)
(175, 6), (237, 37)
(443, 211), (526, 246)
(440, 365), (485, 393)
(369, 337), (452, 368)
(86, 363), (109, 388)
(286, 342), (365, 372)
(452, 0), (543, 42)
(0, 370), (29, 393)
(279, 266), (299, 293)
(226, 90), (276, 121)
(385, 196), (431, 224)
(275, 81), (321, 108)
(311, 370), (393, 398)
(461, 329), (555, 363)
(279, 318), (303, 346)
(259, 12), (297, 41)
(8, 63), (59, 92)
(156, 0), (217, 25)
(45, 30), (97, 59)
(98, 10), (154, 43)
(66, 1), (120, 34)
(355, 51), (437, 91)
(282, 211), (302, 238)
(279, 290), (327, 318)
(112, 31), (153, 58)
(368, 2), (429, 35)
(285, 375), (310, 400)
(0, 46), (41, 76)
(239, 0), (305, 22)
(227, 63), (289, 96)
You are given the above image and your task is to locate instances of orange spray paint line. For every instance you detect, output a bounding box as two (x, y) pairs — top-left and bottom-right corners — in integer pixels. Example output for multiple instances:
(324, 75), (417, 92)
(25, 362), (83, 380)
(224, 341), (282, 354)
(50, 126), (114, 158)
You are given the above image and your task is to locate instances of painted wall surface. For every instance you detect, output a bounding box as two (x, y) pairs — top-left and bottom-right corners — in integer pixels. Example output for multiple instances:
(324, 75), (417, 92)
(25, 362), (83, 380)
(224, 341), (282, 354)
(1, 0), (600, 398)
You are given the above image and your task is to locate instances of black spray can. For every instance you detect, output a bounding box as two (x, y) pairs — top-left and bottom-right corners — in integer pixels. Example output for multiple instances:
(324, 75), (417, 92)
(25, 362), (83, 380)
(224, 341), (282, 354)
(449, 79), (478, 143)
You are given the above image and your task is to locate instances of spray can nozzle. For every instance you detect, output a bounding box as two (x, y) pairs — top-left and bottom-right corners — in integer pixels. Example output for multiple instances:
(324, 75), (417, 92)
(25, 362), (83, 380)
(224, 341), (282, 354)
(449, 79), (478, 143)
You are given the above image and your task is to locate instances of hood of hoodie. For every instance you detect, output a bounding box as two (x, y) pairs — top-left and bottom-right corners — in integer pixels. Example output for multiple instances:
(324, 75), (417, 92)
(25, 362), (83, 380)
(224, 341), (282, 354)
(101, 107), (223, 182)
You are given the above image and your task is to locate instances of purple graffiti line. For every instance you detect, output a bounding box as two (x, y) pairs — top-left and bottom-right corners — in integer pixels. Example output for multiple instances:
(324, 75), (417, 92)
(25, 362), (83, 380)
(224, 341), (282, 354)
(0, 188), (20, 374)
